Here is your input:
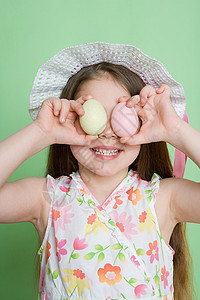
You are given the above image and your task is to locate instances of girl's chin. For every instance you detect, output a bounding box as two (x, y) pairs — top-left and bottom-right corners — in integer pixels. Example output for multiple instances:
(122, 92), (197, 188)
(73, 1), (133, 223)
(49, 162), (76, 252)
(79, 163), (126, 178)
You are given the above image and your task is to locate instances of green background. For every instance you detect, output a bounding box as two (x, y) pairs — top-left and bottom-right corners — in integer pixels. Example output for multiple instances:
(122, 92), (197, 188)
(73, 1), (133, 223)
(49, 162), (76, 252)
(0, 0), (200, 299)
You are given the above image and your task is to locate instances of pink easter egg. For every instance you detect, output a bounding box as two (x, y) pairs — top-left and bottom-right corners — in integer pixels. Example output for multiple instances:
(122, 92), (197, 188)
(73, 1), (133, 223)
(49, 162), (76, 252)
(111, 102), (140, 137)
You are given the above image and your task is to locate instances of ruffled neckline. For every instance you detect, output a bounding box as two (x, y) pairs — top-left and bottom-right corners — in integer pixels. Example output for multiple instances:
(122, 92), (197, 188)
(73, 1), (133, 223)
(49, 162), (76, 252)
(70, 169), (137, 210)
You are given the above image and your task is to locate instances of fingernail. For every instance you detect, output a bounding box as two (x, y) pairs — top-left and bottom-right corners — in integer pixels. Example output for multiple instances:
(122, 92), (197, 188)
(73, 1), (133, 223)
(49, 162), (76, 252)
(119, 96), (128, 100)
(141, 97), (146, 102)
(91, 135), (98, 139)
(84, 95), (93, 99)
(61, 117), (65, 122)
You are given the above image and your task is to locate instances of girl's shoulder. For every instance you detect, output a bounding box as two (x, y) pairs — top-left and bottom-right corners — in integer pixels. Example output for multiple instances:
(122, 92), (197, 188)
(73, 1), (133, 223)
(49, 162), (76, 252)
(153, 176), (175, 213)
(158, 176), (200, 224)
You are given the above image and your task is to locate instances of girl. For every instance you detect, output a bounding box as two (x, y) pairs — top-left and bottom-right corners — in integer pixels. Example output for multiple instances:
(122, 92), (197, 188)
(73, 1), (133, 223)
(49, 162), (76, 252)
(0, 42), (199, 300)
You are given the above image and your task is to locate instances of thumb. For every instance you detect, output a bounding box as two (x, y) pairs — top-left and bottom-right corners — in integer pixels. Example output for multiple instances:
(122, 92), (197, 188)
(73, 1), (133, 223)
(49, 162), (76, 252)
(120, 132), (146, 145)
(76, 134), (98, 145)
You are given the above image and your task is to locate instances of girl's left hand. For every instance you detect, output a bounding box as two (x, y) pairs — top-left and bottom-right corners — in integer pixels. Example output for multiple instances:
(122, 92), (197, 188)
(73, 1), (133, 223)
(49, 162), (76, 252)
(118, 84), (181, 145)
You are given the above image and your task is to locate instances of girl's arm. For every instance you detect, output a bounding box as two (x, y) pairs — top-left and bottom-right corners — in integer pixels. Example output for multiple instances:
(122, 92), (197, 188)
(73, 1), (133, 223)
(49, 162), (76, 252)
(0, 122), (52, 187)
(0, 122), (52, 224)
(119, 85), (200, 224)
(167, 115), (200, 168)
(0, 95), (96, 225)
(165, 118), (200, 224)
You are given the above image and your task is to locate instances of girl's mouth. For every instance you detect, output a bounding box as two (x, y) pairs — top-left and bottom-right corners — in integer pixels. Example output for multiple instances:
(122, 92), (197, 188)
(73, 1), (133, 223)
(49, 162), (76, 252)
(89, 148), (123, 160)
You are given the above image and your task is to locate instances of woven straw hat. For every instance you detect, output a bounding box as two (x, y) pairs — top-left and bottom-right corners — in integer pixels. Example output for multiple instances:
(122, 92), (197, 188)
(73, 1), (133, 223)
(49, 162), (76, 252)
(29, 42), (186, 121)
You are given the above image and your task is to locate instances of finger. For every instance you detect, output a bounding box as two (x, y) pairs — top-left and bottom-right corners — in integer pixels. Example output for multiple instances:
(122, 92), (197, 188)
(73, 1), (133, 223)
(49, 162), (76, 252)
(76, 94), (93, 104)
(70, 95), (94, 116)
(59, 99), (70, 123)
(85, 134), (99, 144)
(67, 111), (77, 121)
(139, 85), (156, 103)
(126, 95), (140, 108)
(70, 100), (86, 116)
(60, 95), (93, 122)
(134, 104), (143, 114)
(137, 109), (147, 123)
(156, 84), (171, 96)
(120, 124), (151, 145)
(120, 132), (146, 145)
(45, 97), (62, 116)
(72, 134), (98, 145)
(118, 96), (130, 102)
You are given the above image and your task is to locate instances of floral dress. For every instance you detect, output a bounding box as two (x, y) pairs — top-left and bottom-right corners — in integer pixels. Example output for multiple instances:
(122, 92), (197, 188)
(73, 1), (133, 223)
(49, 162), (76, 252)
(38, 169), (175, 300)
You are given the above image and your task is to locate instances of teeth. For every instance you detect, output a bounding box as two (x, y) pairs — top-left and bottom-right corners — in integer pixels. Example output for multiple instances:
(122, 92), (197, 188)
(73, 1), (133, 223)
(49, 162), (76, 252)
(92, 148), (120, 156)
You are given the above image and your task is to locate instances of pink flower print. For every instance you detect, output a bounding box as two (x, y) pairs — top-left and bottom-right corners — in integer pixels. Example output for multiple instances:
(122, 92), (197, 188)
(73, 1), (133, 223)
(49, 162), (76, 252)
(131, 172), (151, 187)
(66, 177), (72, 184)
(103, 198), (112, 208)
(140, 179), (152, 187)
(146, 240), (159, 263)
(69, 237), (88, 263)
(59, 185), (70, 193)
(97, 205), (104, 211)
(131, 171), (137, 177)
(112, 211), (138, 240)
(55, 237), (67, 262)
(73, 237), (88, 250)
(39, 267), (45, 292)
(170, 283), (174, 293)
(161, 265), (169, 289)
(131, 172), (140, 184)
(58, 177), (72, 193)
(41, 292), (51, 300)
(131, 255), (140, 267)
(134, 284), (147, 298)
(50, 201), (74, 234)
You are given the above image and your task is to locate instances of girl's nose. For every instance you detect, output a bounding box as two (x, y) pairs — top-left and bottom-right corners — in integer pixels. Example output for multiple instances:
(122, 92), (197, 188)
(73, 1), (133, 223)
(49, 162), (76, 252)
(98, 120), (117, 139)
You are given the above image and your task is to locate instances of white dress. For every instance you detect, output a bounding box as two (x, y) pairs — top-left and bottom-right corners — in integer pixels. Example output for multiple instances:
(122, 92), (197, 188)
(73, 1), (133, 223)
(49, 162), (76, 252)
(38, 169), (175, 300)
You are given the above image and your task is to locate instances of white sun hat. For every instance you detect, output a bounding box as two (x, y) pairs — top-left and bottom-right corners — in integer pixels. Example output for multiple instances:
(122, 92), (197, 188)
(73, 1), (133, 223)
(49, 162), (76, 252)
(29, 42), (186, 121)
(29, 42), (188, 178)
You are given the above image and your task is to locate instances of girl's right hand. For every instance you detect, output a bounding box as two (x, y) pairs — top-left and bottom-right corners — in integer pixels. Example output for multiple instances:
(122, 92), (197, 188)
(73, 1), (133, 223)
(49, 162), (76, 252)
(34, 95), (98, 145)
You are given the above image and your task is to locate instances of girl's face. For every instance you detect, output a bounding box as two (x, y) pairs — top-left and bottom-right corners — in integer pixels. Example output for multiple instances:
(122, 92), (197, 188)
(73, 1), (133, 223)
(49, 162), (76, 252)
(70, 74), (141, 177)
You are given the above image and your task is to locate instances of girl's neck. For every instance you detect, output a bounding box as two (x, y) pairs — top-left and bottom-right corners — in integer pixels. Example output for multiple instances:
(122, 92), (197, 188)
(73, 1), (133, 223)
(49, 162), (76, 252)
(78, 165), (129, 205)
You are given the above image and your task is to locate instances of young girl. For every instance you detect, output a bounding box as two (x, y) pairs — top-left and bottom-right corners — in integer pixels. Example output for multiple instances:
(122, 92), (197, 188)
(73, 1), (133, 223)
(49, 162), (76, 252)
(0, 42), (199, 300)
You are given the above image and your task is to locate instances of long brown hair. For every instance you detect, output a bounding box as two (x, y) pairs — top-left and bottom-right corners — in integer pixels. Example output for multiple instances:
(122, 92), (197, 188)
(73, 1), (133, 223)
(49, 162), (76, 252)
(34, 62), (196, 299)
